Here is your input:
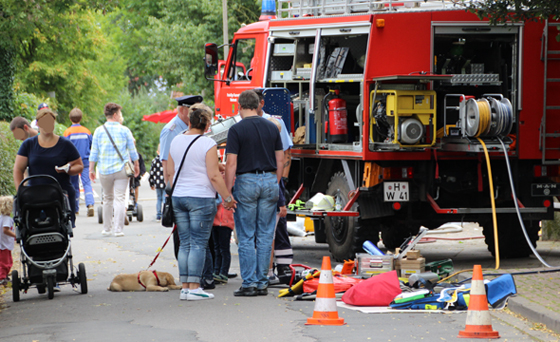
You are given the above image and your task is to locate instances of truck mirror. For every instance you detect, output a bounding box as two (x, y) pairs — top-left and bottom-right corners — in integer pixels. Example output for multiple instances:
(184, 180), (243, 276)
(204, 43), (219, 78)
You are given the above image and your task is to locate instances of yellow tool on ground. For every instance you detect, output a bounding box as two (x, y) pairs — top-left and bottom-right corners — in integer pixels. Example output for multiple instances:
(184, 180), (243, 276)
(278, 270), (320, 298)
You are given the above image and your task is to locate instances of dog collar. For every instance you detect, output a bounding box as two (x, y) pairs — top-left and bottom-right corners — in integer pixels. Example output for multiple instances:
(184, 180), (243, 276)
(138, 270), (160, 289)
(152, 270), (161, 286)
(138, 272), (146, 289)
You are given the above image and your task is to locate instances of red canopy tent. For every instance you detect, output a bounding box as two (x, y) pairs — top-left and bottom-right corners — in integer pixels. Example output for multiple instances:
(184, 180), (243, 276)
(142, 109), (178, 124)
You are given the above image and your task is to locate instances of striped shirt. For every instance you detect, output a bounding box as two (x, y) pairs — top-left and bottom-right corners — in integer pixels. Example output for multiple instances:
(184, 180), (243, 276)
(63, 124), (92, 161)
(90, 121), (138, 175)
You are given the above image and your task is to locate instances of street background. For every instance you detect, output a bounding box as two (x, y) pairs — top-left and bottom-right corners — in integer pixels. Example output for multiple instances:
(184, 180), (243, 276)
(1, 176), (560, 342)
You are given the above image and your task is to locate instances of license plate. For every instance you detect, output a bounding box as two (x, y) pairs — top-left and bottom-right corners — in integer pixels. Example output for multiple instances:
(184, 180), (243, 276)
(384, 182), (409, 202)
(531, 183), (560, 196)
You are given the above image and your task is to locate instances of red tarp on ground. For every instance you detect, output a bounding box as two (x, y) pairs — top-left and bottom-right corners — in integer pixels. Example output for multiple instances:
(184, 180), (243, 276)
(142, 109), (178, 124)
(303, 274), (362, 294)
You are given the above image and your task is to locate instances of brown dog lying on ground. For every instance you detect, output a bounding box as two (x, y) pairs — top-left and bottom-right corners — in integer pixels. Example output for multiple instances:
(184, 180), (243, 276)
(108, 270), (182, 292)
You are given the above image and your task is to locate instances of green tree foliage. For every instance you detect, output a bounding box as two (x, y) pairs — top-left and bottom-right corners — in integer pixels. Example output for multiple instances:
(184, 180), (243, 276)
(0, 1), (125, 125)
(145, 0), (260, 100)
(462, 0), (560, 24)
(0, 45), (15, 121)
(101, 1), (164, 95)
(0, 121), (19, 196)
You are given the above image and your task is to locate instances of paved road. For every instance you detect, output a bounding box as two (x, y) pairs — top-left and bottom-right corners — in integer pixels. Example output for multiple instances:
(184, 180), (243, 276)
(1, 180), (559, 341)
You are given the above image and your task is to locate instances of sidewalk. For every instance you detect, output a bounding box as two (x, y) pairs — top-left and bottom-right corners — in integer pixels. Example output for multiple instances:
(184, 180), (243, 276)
(420, 224), (560, 336)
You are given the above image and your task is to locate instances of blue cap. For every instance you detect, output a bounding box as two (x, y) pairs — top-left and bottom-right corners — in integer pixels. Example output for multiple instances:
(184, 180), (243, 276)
(38, 103), (49, 110)
(175, 95), (203, 107)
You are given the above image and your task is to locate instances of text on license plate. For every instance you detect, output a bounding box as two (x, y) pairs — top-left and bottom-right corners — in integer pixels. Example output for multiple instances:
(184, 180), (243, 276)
(384, 182), (409, 202)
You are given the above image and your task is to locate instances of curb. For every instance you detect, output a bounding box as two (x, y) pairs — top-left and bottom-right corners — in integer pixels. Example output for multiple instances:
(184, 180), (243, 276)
(507, 296), (560, 335)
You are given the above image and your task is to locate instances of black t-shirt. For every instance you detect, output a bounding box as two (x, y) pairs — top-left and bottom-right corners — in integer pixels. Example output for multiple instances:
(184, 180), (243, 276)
(226, 115), (283, 174)
(18, 136), (81, 217)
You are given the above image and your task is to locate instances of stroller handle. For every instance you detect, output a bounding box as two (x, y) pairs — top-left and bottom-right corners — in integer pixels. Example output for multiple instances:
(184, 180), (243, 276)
(19, 174), (64, 191)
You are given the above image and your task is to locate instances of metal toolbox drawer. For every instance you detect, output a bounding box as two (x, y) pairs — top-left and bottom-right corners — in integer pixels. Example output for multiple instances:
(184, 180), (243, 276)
(273, 44), (295, 55)
(271, 70), (293, 81)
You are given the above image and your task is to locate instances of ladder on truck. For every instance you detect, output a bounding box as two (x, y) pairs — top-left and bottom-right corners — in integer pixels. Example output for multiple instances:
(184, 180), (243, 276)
(277, 0), (460, 18)
(540, 19), (560, 165)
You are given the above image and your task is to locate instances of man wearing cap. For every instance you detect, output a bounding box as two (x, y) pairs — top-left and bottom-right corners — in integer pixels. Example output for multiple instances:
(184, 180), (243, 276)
(225, 90), (284, 297)
(160, 95), (203, 184)
(89, 103), (140, 237)
(159, 95), (203, 259)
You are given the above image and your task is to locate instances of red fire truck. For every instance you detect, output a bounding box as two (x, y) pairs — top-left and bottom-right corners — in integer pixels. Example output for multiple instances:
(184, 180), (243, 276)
(204, 0), (560, 261)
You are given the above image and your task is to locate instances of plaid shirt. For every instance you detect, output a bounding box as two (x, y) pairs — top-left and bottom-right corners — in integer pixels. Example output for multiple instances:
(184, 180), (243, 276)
(90, 121), (139, 175)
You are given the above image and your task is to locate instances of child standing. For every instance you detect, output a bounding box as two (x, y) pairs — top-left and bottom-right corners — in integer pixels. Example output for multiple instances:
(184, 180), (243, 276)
(63, 107), (95, 217)
(212, 192), (235, 284)
(149, 145), (165, 222)
(0, 196), (16, 286)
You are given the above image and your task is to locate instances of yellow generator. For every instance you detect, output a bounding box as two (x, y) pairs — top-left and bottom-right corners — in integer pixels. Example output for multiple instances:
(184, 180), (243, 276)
(370, 89), (436, 148)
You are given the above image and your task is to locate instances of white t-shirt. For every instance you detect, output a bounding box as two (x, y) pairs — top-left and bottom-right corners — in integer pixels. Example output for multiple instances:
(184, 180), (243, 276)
(169, 134), (217, 198)
(0, 215), (15, 251)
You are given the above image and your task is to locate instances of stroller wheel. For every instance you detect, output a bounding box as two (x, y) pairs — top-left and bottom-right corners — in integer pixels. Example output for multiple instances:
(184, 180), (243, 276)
(11, 270), (20, 302)
(97, 206), (103, 224)
(78, 263), (88, 294)
(47, 276), (55, 300)
(136, 203), (143, 222)
(37, 284), (46, 294)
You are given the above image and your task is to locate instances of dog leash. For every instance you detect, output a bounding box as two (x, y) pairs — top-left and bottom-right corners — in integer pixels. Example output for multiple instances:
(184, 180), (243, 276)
(146, 225), (176, 270)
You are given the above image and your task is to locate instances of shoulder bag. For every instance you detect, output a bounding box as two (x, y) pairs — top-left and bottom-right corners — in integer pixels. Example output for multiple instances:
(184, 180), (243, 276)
(102, 124), (135, 177)
(161, 135), (202, 228)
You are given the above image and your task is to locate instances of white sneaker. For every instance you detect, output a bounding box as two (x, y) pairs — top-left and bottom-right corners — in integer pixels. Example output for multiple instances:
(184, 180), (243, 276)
(186, 288), (214, 301)
(101, 230), (112, 236)
(114, 231), (125, 237)
(180, 289), (189, 300)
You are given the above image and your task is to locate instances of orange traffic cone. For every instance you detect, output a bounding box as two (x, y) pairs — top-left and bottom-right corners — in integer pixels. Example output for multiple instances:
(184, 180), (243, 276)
(305, 256), (345, 326)
(458, 265), (500, 339)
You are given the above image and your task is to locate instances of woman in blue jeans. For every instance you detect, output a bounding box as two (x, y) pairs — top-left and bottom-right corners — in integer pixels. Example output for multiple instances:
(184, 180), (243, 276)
(167, 107), (236, 301)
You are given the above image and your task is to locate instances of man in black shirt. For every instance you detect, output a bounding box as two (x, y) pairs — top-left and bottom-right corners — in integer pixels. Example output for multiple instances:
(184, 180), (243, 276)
(225, 90), (283, 296)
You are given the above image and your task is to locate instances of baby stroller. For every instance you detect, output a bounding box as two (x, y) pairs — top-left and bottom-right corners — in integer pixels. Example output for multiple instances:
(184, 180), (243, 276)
(12, 175), (88, 301)
(97, 176), (143, 224)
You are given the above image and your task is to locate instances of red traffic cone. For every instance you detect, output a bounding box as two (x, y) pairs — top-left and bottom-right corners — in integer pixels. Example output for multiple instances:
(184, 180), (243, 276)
(458, 265), (500, 339)
(305, 256), (345, 326)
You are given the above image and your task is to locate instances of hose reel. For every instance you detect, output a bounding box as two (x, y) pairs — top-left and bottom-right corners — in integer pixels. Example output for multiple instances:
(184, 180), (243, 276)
(465, 95), (513, 138)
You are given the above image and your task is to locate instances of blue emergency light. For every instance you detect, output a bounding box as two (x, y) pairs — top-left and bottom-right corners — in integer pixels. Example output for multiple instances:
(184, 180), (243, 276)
(259, 0), (277, 21)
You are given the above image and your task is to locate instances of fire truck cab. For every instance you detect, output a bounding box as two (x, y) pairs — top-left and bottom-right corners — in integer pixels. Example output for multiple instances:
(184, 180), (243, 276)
(205, 0), (560, 261)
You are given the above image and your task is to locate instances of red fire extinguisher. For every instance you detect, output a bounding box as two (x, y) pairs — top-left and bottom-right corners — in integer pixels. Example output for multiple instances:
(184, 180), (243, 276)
(326, 90), (348, 143)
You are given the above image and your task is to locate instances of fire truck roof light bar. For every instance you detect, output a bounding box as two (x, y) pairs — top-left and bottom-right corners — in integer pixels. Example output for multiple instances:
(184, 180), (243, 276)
(277, 0), (463, 19)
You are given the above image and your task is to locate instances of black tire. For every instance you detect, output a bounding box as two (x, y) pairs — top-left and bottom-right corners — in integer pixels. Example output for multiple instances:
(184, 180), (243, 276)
(136, 203), (143, 222)
(97, 206), (103, 224)
(47, 277), (54, 300)
(12, 270), (20, 302)
(381, 222), (417, 251)
(324, 172), (378, 261)
(37, 284), (46, 294)
(483, 215), (539, 258)
(78, 263), (88, 294)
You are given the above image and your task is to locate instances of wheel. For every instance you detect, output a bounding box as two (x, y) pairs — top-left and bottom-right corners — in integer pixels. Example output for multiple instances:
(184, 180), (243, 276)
(11, 270), (20, 302)
(97, 206), (103, 224)
(483, 215), (539, 258)
(136, 203), (143, 222)
(381, 222), (417, 251)
(324, 172), (378, 261)
(78, 263), (88, 294)
(47, 276), (54, 300)
(37, 284), (46, 294)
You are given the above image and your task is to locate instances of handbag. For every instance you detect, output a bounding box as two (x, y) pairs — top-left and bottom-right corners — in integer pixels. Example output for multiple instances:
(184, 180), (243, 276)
(161, 135), (203, 228)
(102, 124), (135, 177)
